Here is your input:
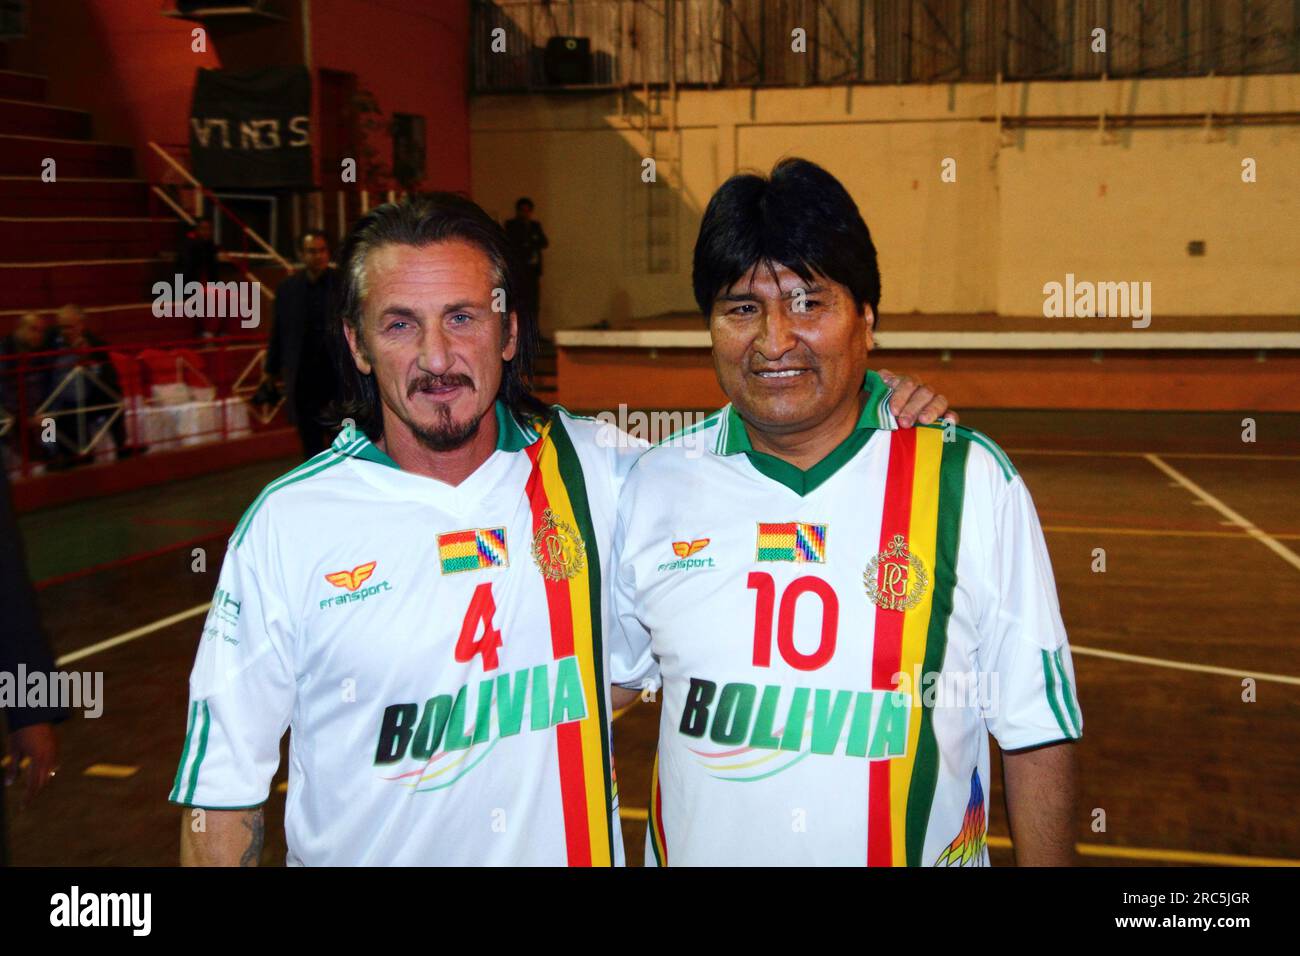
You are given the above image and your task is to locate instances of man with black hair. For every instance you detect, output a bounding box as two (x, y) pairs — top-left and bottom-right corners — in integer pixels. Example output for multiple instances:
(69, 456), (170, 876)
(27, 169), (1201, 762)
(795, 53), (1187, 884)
(171, 193), (952, 867)
(610, 158), (1082, 867)
(265, 230), (339, 457)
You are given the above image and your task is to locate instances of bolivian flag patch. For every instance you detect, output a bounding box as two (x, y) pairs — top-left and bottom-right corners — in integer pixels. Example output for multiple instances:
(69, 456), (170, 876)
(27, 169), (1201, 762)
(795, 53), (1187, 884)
(437, 528), (508, 574)
(756, 522), (826, 563)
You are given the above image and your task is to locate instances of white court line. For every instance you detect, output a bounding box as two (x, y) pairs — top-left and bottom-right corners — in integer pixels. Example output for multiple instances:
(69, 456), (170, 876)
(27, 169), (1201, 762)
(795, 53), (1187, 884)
(55, 603), (209, 667)
(1146, 453), (1300, 573)
(57, 600), (1300, 696)
(1072, 645), (1300, 687)
(56, 602), (1300, 687)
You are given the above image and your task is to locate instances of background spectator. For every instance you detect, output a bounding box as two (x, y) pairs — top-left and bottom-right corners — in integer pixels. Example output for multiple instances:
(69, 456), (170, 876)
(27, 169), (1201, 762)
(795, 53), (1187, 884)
(174, 217), (229, 338)
(265, 230), (339, 457)
(0, 313), (65, 470)
(55, 304), (138, 463)
(503, 197), (548, 322)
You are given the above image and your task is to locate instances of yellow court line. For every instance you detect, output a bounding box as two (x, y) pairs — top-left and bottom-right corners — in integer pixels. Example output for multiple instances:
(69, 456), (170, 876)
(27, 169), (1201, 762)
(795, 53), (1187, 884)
(986, 835), (1300, 867)
(83, 764), (139, 779)
(1043, 524), (1300, 540)
(615, 820), (1297, 866)
(1072, 644), (1300, 686)
(1008, 448), (1300, 462)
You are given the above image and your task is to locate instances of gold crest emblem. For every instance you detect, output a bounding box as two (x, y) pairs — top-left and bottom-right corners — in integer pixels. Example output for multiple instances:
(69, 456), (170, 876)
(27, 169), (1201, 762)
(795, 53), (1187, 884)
(531, 508), (587, 581)
(863, 534), (929, 611)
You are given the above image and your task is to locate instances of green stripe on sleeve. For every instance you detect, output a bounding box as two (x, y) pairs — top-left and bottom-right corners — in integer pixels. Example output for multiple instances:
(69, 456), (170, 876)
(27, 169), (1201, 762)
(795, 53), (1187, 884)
(170, 701), (198, 802)
(182, 701), (212, 805)
(1054, 648), (1083, 737)
(234, 441), (360, 546)
(1041, 650), (1074, 738)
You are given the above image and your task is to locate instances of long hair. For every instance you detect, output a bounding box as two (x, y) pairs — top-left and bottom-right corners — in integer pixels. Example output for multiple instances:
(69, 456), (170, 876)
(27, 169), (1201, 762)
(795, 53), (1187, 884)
(325, 193), (549, 440)
(692, 157), (881, 324)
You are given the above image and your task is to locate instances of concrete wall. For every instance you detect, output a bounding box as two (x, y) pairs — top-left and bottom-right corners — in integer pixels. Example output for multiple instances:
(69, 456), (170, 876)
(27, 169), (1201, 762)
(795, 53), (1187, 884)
(310, 0), (471, 193)
(470, 74), (1300, 332)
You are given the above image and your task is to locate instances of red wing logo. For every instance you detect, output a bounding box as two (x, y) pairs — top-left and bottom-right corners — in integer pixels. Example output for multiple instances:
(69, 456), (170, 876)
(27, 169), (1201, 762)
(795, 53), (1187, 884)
(671, 538), (710, 558)
(325, 561), (377, 592)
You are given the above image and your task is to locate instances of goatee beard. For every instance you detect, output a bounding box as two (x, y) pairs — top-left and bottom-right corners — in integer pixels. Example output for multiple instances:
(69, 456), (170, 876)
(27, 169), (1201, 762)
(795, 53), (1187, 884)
(411, 405), (483, 452)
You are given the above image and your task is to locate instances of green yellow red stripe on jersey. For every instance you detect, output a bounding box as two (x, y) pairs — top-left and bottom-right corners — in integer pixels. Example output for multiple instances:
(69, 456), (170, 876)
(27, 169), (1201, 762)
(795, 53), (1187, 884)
(523, 416), (616, 867)
(649, 752), (668, 866)
(867, 426), (970, 866)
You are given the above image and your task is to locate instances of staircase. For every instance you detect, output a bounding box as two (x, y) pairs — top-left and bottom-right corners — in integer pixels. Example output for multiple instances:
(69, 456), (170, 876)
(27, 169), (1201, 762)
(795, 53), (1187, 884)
(0, 65), (182, 343)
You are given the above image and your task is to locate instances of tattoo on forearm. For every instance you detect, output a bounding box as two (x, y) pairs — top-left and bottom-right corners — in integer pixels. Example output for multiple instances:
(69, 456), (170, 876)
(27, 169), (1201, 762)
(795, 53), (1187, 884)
(239, 809), (265, 867)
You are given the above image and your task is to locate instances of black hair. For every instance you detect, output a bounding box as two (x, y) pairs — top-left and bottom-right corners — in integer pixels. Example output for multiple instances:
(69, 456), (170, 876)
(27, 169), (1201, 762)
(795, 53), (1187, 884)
(515, 197), (534, 212)
(325, 193), (549, 441)
(692, 157), (881, 323)
(299, 228), (329, 250)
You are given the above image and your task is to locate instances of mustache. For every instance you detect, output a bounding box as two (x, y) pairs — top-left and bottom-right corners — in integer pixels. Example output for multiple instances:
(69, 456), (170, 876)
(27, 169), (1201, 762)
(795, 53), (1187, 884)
(407, 372), (475, 398)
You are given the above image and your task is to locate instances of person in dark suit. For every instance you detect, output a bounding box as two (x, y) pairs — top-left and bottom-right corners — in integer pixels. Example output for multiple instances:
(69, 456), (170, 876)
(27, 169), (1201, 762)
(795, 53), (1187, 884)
(0, 466), (63, 865)
(503, 197), (548, 322)
(265, 230), (339, 458)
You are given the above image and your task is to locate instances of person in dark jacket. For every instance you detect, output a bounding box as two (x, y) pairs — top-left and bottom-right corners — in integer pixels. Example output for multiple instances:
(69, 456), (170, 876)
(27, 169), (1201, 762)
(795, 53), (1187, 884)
(503, 197), (548, 321)
(0, 313), (65, 470)
(265, 230), (339, 457)
(55, 304), (138, 462)
(175, 217), (229, 338)
(0, 465), (64, 865)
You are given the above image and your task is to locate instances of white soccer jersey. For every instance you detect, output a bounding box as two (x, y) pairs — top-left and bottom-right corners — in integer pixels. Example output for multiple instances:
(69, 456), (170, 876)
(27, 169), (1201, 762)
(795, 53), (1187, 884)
(171, 404), (643, 866)
(611, 378), (1083, 866)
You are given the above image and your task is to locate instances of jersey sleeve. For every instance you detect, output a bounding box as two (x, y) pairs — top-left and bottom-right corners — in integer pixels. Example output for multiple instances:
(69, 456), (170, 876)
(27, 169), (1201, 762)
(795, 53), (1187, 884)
(607, 497), (661, 692)
(169, 517), (297, 808)
(978, 471), (1083, 751)
(593, 414), (649, 501)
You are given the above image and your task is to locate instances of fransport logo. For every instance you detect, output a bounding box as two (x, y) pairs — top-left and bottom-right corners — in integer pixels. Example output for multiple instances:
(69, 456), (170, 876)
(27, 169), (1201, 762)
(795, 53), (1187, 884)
(320, 560), (394, 610)
(658, 537), (716, 573)
(326, 561), (377, 591)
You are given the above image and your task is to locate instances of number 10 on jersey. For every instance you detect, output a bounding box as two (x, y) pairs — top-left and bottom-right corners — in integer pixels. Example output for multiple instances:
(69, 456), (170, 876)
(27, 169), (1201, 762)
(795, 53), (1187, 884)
(748, 571), (839, 671)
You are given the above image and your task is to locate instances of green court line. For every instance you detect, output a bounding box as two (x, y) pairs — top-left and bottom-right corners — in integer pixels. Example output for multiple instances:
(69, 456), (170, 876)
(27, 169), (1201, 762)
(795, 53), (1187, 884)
(19, 456), (300, 583)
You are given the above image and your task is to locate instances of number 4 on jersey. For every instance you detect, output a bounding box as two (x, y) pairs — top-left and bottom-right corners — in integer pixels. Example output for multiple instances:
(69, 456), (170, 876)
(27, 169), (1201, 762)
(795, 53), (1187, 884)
(455, 582), (503, 670)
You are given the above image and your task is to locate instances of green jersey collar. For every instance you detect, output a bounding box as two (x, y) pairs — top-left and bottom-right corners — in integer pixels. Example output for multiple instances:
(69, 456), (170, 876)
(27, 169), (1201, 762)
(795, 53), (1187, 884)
(713, 369), (895, 456)
(328, 400), (542, 468)
(711, 369), (896, 496)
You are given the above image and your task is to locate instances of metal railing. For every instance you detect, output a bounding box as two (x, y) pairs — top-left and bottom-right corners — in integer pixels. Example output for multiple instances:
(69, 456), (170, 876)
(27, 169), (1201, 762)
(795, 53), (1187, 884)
(149, 141), (294, 287)
(1, 335), (286, 480)
(472, 0), (1300, 92)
